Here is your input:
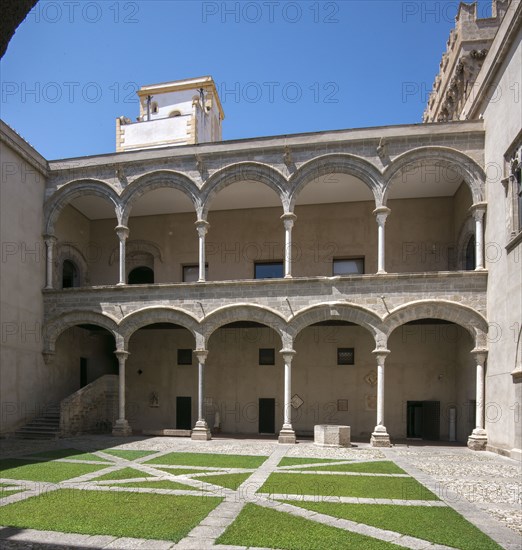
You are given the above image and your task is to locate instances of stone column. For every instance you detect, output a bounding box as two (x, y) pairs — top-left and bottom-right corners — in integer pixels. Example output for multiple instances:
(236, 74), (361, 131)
(195, 220), (209, 282)
(370, 349), (391, 447)
(467, 350), (488, 450)
(115, 225), (129, 285)
(471, 204), (486, 270)
(373, 207), (390, 274)
(281, 213), (297, 278)
(278, 349), (297, 444)
(44, 234), (57, 290)
(191, 349), (211, 440)
(112, 350), (132, 436)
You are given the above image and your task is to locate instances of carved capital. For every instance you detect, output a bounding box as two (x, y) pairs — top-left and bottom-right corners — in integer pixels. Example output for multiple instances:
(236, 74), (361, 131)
(281, 213), (297, 230)
(373, 207), (391, 227)
(114, 350), (130, 363)
(195, 220), (209, 237)
(194, 349), (208, 364)
(280, 348), (296, 365)
(471, 348), (488, 366)
(470, 202), (487, 222)
(115, 225), (129, 241)
(43, 234), (57, 247)
(372, 348), (390, 366)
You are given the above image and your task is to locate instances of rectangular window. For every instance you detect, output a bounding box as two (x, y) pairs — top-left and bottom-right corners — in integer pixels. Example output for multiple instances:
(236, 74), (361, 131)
(254, 261), (284, 279)
(177, 349), (192, 365)
(259, 348), (275, 365)
(337, 348), (355, 365)
(183, 264), (208, 283)
(333, 258), (364, 276)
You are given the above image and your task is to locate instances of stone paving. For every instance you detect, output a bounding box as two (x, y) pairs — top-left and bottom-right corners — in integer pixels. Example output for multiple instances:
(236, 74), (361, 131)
(0, 435), (520, 549)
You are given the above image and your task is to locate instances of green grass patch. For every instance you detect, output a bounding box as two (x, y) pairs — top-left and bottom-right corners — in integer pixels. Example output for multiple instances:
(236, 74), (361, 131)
(116, 479), (196, 490)
(288, 502), (503, 550)
(0, 489), (222, 541)
(217, 503), (401, 549)
(145, 452), (267, 469)
(101, 449), (158, 461)
(27, 449), (109, 462)
(199, 473), (251, 490)
(93, 467), (153, 481)
(259, 473), (438, 500)
(0, 459), (107, 483)
(295, 461), (405, 474)
(278, 457), (347, 467)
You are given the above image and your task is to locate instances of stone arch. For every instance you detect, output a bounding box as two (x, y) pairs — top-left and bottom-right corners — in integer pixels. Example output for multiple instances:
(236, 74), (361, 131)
(382, 147), (486, 205)
(119, 306), (201, 346)
(384, 299), (488, 348)
(201, 162), (288, 218)
(455, 216), (476, 270)
(289, 154), (383, 211)
(108, 240), (163, 266)
(44, 180), (120, 235)
(201, 304), (288, 346)
(55, 242), (89, 288)
(120, 170), (200, 225)
(289, 302), (386, 347)
(44, 311), (120, 353)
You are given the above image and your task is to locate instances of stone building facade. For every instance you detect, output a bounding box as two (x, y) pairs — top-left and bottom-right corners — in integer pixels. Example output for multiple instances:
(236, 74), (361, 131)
(1, 1), (520, 458)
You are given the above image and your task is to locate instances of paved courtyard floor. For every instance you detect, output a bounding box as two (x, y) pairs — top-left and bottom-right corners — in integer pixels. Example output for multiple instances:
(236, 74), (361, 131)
(0, 435), (520, 549)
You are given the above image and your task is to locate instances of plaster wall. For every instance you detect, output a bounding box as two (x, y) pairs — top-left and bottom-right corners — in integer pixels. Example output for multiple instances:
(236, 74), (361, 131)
(121, 324), (475, 441)
(0, 141), (46, 433)
(65, 197), (463, 286)
(481, 29), (522, 456)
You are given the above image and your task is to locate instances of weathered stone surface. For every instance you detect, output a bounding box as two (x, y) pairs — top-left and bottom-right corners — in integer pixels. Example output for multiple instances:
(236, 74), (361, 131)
(314, 424), (351, 447)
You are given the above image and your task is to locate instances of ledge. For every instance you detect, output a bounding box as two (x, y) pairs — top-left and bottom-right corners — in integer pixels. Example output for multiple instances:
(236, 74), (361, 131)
(506, 231), (522, 254)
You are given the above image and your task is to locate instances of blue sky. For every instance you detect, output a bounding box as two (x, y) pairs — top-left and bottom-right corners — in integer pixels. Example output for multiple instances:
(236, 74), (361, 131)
(1, 0), (493, 160)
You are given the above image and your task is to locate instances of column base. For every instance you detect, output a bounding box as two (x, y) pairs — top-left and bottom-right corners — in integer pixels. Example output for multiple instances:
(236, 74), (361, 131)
(278, 426), (296, 444)
(370, 425), (391, 447)
(116, 282), (126, 286)
(112, 419), (132, 437)
(376, 270), (387, 275)
(467, 428), (487, 450)
(191, 420), (211, 441)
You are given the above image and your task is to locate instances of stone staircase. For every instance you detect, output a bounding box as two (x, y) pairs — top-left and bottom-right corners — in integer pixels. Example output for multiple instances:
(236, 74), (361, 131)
(14, 404), (61, 440)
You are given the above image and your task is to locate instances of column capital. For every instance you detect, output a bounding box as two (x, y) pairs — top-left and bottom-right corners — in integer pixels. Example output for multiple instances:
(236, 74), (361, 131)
(281, 212), (297, 228)
(195, 219), (209, 236)
(115, 225), (129, 240)
(43, 234), (57, 246)
(372, 348), (390, 364)
(470, 202), (487, 221)
(471, 348), (488, 365)
(280, 348), (296, 363)
(114, 350), (130, 361)
(194, 349), (208, 364)
(373, 206), (391, 226)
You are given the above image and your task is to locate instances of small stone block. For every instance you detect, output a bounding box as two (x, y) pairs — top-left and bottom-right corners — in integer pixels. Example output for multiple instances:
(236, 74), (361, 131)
(314, 424), (350, 447)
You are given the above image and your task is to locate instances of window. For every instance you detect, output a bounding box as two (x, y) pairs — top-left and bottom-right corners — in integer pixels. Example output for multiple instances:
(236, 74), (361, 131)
(62, 260), (79, 288)
(128, 266), (154, 284)
(254, 261), (283, 279)
(169, 110), (182, 117)
(183, 264), (208, 282)
(333, 258), (364, 276)
(259, 348), (275, 365)
(337, 348), (355, 365)
(177, 349), (192, 365)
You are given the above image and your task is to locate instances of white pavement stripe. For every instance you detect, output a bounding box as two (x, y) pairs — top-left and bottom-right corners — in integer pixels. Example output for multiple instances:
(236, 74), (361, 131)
(265, 493), (448, 506)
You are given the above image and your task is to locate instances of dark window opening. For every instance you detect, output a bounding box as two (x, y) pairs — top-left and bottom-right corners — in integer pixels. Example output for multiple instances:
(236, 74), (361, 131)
(128, 266), (154, 284)
(337, 348), (355, 365)
(465, 236), (475, 271)
(62, 259), (79, 288)
(177, 349), (193, 365)
(259, 348), (275, 365)
(254, 261), (283, 279)
(333, 258), (365, 276)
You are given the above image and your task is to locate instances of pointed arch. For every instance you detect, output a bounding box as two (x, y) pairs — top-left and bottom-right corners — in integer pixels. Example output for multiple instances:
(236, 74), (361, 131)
(120, 170), (200, 225)
(201, 162), (288, 218)
(289, 302), (386, 347)
(384, 299), (488, 348)
(202, 304), (288, 344)
(383, 147), (486, 205)
(44, 311), (120, 353)
(289, 154), (383, 210)
(44, 180), (120, 235)
(119, 306), (201, 345)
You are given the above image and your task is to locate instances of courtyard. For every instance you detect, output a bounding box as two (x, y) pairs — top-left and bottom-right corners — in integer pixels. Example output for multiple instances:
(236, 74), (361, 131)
(0, 436), (520, 549)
